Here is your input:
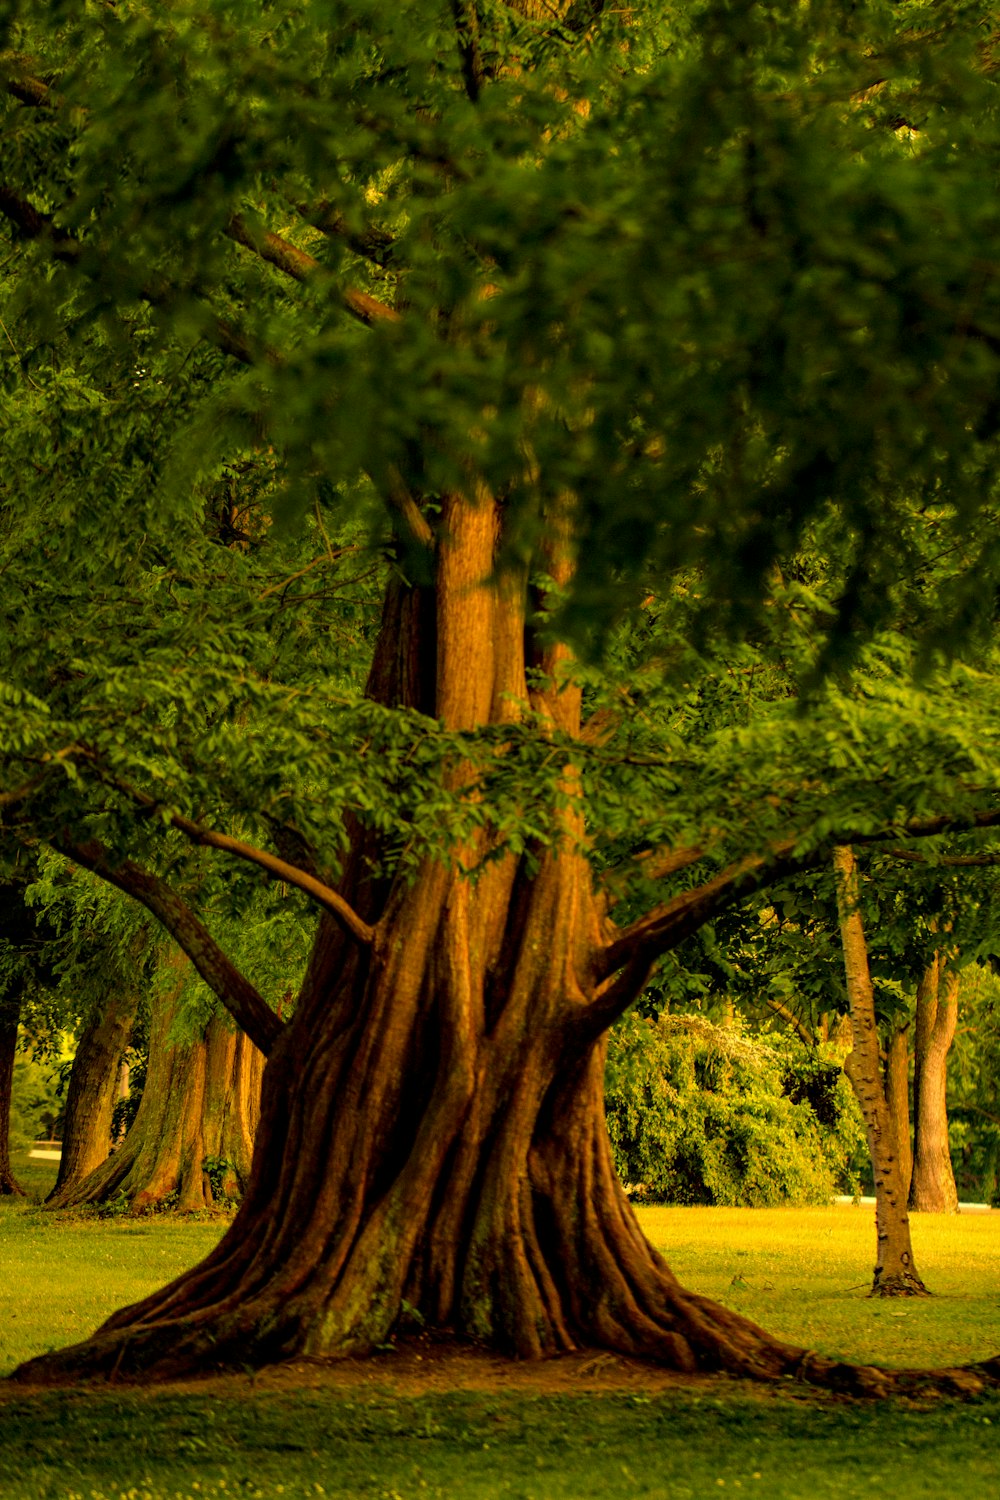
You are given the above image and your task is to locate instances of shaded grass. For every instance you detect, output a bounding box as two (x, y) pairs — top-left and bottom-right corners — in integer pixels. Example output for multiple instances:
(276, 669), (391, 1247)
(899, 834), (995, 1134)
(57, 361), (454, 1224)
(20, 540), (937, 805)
(0, 1384), (998, 1500)
(3, 1182), (1000, 1498)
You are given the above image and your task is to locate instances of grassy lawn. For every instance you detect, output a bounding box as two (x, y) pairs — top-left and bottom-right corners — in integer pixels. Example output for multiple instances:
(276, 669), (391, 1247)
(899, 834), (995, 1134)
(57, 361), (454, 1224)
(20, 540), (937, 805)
(2, 1159), (999, 1500)
(640, 1203), (1000, 1370)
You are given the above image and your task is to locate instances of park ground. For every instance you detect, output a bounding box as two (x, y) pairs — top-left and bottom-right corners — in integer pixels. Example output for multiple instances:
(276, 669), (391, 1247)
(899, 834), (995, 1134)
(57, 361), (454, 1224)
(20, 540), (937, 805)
(1, 1152), (999, 1500)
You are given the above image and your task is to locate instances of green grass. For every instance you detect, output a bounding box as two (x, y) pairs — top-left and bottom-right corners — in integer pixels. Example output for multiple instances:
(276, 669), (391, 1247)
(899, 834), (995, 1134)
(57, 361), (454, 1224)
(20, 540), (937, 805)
(641, 1203), (1000, 1369)
(1, 1385), (998, 1500)
(2, 1176), (1000, 1499)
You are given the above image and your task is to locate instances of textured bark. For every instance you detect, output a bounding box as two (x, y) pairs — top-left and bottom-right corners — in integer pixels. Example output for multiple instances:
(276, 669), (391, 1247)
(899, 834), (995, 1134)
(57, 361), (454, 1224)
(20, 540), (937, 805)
(47, 959), (263, 1213)
(46, 987), (139, 1204)
(910, 956), (960, 1214)
(0, 1001), (24, 1197)
(884, 1020), (912, 1200)
(15, 500), (999, 1400)
(833, 847), (927, 1297)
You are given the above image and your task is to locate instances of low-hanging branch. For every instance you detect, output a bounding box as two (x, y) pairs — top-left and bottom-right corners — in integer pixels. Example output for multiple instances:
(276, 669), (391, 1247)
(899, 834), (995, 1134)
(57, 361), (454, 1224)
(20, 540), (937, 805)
(93, 769), (375, 946)
(886, 847), (1000, 868)
(164, 810), (376, 947)
(55, 838), (285, 1056)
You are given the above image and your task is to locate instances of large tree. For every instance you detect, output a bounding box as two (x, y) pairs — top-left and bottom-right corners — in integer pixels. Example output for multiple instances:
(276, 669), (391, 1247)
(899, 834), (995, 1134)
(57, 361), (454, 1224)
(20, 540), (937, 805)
(3, 1), (1000, 1392)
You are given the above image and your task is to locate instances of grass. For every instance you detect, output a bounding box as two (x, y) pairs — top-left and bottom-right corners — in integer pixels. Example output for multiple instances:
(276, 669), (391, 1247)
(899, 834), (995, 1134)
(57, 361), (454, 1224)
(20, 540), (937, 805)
(2, 1156), (999, 1499)
(1, 1386), (998, 1500)
(640, 1203), (1000, 1370)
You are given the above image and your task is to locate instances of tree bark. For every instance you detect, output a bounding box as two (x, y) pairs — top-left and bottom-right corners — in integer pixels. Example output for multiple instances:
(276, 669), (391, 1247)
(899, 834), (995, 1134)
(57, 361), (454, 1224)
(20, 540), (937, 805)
(0, 999), (24, 1197)
(47, 957), (263, 1213)
(833, 846), (927, 1297)
(884, 1019), (912, 1200)
(46, 987), (140, 1205)
(909, 956), (960, 1214)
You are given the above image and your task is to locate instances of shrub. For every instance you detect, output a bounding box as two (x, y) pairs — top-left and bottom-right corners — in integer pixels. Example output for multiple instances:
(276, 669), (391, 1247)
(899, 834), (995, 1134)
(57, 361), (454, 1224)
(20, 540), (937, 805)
(604, 1013), (866, 1206)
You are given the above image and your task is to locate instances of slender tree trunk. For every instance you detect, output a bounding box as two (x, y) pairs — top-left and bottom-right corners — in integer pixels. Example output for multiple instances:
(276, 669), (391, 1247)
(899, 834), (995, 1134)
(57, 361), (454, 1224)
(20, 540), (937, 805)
(0, 999), (24, 1197)
(833, 846), (927, 1297)
(910, 956), (960, 1214)
(48, 958), (263, 1213)
(46, 987), (139, 1205)
(884, 1020), (912, 1201)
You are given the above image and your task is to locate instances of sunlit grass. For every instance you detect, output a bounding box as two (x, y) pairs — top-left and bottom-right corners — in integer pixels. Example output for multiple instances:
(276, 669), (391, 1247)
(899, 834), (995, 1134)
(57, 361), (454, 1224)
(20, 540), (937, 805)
(639, 1202), (1000, 1369)
(0, 1151), (225, 1377)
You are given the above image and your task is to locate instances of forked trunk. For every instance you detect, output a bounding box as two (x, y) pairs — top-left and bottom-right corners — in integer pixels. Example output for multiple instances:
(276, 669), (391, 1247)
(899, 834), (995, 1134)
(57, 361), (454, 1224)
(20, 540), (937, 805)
(833, 847), (927, 1297)
(48, 959), (263, 1213)
(0, 1001), (24, 1197)
(910, 956), (959, 1214)
(46, 987), (139, 1204)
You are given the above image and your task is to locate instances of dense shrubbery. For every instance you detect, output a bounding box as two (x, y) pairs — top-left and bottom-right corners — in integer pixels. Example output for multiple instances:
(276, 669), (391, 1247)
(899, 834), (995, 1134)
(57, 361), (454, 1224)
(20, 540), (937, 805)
(605, 1013), (866, 1207)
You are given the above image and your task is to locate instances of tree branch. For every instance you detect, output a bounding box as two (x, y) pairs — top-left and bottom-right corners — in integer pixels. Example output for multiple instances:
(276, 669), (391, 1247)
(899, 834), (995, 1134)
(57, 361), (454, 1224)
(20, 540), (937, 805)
(886, 847), (1000, 868)
(163, 810), (376, 947)
(56, 839), (284, 1056)
(0, 186), (276, 368)
(91, 771), (376, 947)
(225, 214), (399, 328)
(762, 996), (817, 1048)
(299, 202), (396, 267)
(586, 800), (1000, 1037)
(451, 1), (486, 103)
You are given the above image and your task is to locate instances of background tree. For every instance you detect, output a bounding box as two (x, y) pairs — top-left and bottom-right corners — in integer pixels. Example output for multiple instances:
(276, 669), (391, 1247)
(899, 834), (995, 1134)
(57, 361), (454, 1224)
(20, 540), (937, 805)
(3, 0), (1000, 1393)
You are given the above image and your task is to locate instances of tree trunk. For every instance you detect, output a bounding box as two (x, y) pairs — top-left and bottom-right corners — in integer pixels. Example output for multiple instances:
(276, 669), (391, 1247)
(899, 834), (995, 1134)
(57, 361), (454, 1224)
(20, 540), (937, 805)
(16, 499), (995, 1397)
(909, 956), (960, 1214)
(46, 987), (139, 1206)
(884, 1019), (912, 1200)
(0, 1000), (24, 1197)
(833, 846), (927, 1297)
(47, 958), (263, 1213)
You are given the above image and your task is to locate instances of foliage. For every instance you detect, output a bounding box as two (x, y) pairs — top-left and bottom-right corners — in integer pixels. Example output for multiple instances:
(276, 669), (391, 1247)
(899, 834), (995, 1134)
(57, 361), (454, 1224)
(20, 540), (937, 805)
(8, 1049), (66, 1148)
(604, 1013), (866, 1206)
(0, 1), (999, 902)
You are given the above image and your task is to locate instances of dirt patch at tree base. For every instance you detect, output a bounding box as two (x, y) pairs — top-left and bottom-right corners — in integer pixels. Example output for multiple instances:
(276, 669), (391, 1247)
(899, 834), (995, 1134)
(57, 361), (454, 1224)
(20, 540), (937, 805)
(0, 1334), (837, 1403)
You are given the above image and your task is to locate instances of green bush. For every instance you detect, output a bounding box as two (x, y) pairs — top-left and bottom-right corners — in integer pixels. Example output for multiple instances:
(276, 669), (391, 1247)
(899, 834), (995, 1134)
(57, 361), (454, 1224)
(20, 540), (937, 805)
(9, 1050), (65, 1149)
(604, 1013), (866, 1207)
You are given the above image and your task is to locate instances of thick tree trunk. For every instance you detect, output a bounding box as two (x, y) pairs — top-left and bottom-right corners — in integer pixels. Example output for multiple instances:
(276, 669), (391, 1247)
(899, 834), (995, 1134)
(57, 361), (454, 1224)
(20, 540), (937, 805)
(14, 498), (995, 1397)
(47, 959), (263, 1213)
(909, 956), (960, 1214)
(884, 1020), (912, 1200)
(46, 987), (139, 1205)
(0, 1001), (24, 1197)
(833, 847), (927, 1297)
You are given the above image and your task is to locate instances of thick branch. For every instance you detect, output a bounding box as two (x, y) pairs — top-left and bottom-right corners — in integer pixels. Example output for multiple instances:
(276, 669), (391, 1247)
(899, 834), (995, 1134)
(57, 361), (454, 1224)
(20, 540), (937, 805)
(56, 839), (284, 1056)
(0, 187), (274, 367)
(2, 58), (53, 107)
(599, 841), (709, 902)
(887, 848), (1000, 868)
(597, 839), (807, 984)
(763, 996), (817, 1047)
(300, 203), (396, 267)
